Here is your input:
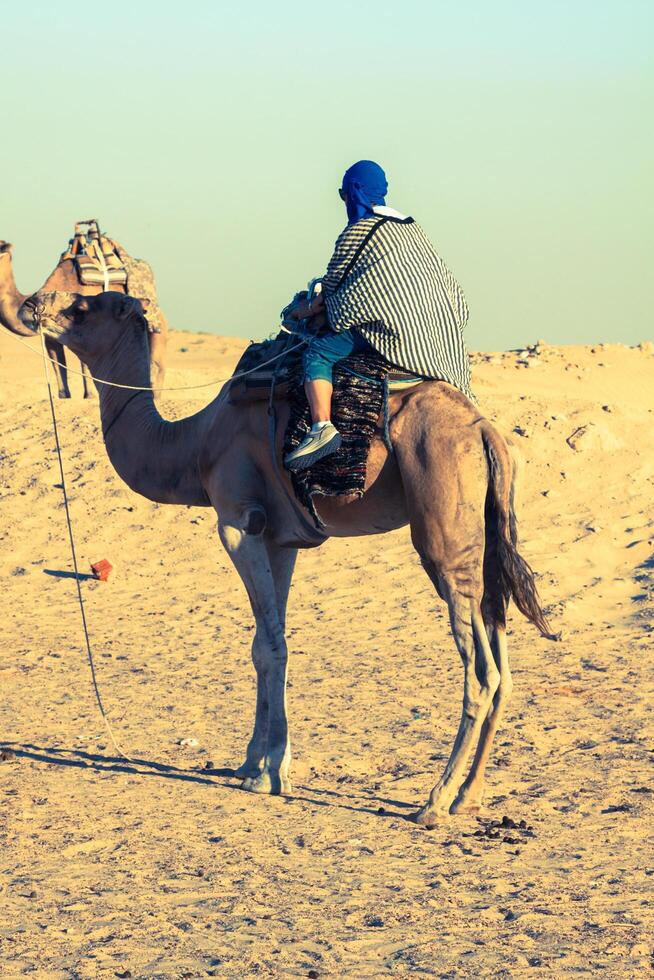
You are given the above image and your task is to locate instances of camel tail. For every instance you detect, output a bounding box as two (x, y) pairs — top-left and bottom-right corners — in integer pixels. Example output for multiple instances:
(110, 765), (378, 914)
(482, 426), (551, 637)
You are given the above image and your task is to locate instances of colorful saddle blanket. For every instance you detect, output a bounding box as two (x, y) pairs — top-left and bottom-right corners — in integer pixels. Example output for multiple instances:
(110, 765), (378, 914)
(283, 349), (389, 525)
(227, 333), (422, 526)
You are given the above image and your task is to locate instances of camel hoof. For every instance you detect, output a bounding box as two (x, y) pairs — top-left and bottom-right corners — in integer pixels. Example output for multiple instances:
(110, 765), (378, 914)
(241, 770), (291, 796)
(449, 795), (483, 815)
(233, 762), (263, 779)
(409, 805), (449, 829)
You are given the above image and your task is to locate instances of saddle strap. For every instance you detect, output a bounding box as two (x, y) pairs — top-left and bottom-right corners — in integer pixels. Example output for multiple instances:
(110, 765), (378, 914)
(331, 217), (388, 293)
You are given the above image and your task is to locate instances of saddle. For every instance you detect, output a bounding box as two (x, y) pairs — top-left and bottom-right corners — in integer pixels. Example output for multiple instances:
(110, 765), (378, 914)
(60, 219), (128, 289)
(228, 288), (422, 405)
(227, 333), (423, 405)
(226, 293), (425, 527)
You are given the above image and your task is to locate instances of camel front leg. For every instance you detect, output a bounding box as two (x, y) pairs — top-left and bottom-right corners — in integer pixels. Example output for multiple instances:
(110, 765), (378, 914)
(219, 521), (294, 795)
(413, 598), (500, 827)
(233, 630), (270, 779)
(44, 336), (71, 399)
(233, 544), (297, 780)
(450, 624), (513, 814)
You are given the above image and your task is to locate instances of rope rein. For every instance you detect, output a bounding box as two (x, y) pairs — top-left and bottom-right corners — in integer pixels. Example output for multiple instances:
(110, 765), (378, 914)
(38, 332), (132, 761)
(26, 324), (307, 757)
(6, 327), (308, 392)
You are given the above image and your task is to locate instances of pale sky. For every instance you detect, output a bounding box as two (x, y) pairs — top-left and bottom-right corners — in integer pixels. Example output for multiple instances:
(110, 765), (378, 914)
(2, 0), (652, 349)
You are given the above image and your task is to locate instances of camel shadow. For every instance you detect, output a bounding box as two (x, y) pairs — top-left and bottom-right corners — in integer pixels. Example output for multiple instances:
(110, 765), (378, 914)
(2, 742), (217, 786)
(632, 551), (654, 627)
(0, 743), (415, 821)
(43, 569), (96, 582)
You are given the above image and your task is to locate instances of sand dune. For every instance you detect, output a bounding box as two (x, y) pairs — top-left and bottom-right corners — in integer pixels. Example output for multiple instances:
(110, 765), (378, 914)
(1, 328), (652, 977)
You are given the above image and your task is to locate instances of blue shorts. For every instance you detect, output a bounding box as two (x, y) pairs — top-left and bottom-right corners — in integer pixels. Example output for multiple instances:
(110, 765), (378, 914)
(303, 328), (371, 383)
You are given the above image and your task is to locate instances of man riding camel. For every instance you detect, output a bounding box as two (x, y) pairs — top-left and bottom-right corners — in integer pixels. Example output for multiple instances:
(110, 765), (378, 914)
(284, 159), (473, 473)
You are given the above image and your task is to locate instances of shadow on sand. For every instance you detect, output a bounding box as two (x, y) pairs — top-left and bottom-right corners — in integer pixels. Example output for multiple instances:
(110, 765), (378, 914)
(0, 742), (417, 821)
(43, 568), (96, 582)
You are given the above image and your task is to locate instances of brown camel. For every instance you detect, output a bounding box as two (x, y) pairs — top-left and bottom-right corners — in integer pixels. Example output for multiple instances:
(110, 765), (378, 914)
(0, 237), (168, 398)
(21, 289), (550, 826)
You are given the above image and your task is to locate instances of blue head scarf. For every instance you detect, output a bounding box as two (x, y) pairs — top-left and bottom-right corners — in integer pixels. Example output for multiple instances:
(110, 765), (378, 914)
(341, 160), (388, 225)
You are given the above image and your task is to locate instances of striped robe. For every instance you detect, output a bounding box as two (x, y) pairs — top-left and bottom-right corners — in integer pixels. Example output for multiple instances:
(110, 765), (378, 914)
(322, 207), (473, 399)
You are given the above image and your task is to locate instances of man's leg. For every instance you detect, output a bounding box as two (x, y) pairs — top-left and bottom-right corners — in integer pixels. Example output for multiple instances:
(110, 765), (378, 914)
(303, 329), (359, 422)
(284, 329), (359, 472)
(305, 379), (333, 424)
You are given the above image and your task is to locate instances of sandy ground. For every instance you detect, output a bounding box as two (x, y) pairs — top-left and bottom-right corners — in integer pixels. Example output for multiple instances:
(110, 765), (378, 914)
(1, 326), (653, 979)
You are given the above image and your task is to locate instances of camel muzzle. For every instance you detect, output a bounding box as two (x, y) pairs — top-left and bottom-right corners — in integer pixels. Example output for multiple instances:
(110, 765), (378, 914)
(17, 298), (42, 334)
(20, 299), (62, 339)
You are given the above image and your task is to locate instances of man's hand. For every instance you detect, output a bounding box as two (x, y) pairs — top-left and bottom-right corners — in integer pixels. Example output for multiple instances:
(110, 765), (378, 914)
(308, 290), (325, 316)
(288, 291), (324, 321)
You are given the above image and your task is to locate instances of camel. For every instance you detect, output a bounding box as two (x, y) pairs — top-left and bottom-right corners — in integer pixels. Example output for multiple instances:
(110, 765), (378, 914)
(0, 237), (168, 398)
(20, 289), (550, 826)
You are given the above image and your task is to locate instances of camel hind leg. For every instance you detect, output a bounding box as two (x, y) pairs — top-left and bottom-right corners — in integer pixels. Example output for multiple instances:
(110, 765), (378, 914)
(44, 336), (71, 399)
(394, 421), (502, 824)
(450, 446), (515, 813)
(412, 579), (500, 825)
(449, 623), (512, 813)
(450, 431), (536, 812)
(405, 513), (502, 825)
(81, 360), (95, 398)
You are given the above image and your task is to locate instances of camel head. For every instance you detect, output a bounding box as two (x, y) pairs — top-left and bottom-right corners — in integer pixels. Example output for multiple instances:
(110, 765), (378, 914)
(0, 240), (41, 338)
(20, 290), (151, 363)
(0, 241), (17, 289)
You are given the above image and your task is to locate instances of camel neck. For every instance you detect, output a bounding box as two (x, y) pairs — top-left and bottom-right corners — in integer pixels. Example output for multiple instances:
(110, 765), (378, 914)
(93, 335), (214, 507)
(0, 261), (32, 336)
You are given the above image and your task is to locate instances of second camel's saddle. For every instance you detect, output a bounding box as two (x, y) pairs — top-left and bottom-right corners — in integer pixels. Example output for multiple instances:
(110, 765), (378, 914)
(61, 218), (128, 289)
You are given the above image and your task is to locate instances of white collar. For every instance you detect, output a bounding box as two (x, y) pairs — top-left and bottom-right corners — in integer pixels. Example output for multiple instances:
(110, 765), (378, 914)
(372, 205), (409, 220)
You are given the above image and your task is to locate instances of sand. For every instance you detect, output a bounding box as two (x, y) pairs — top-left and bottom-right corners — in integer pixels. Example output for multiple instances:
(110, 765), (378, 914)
(1, 328), (653, 978)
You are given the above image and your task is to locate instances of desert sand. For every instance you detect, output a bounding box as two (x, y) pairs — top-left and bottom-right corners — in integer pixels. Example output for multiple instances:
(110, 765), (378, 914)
(1, 326), (652, 978)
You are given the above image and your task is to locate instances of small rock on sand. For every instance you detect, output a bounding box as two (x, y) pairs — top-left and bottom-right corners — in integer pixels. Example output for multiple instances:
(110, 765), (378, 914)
(566, 423), (622, 452)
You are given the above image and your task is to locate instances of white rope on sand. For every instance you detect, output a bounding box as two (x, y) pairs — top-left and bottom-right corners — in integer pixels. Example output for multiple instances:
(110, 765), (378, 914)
(25, 325), (305, 759)
(38, 330), (132, 761)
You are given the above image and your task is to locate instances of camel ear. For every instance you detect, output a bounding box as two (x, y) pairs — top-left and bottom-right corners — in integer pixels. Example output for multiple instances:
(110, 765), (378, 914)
(135, 296), (150, 312)
(115, 295), (138, 321)
(76, 297), (91, 313)
(0, 241), (13, 255)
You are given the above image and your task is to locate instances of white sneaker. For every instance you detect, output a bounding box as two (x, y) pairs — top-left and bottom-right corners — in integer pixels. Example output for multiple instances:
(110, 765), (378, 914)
(284, 423), (342, 472)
